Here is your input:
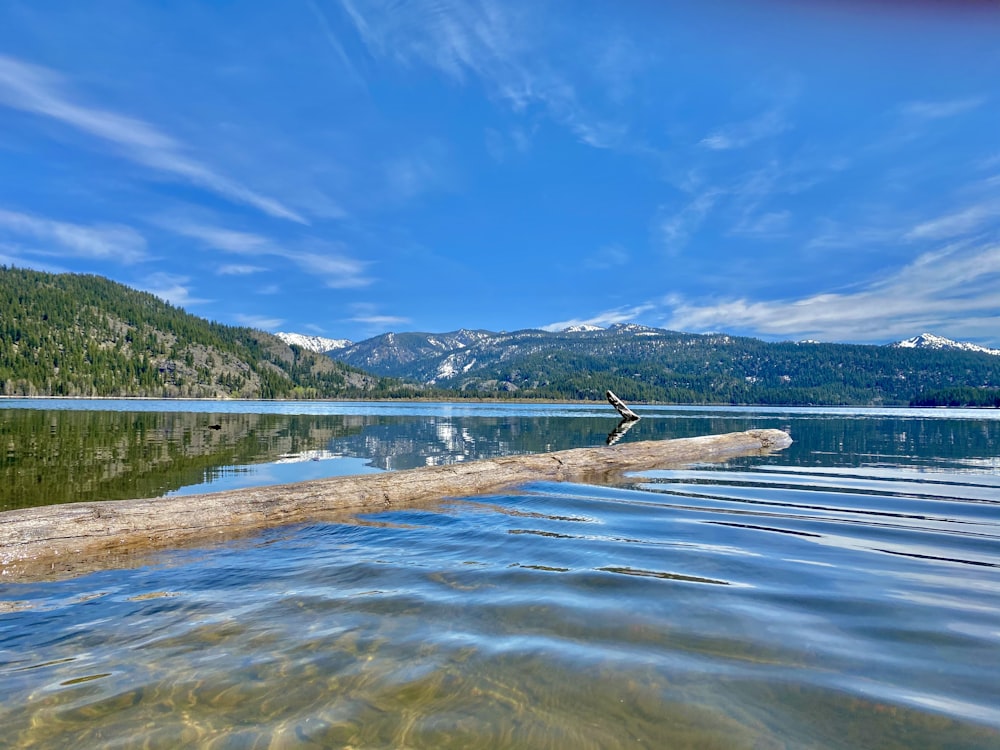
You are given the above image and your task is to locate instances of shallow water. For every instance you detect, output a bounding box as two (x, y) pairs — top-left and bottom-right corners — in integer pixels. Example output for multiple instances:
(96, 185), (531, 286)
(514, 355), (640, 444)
(1, 401), (999, 748)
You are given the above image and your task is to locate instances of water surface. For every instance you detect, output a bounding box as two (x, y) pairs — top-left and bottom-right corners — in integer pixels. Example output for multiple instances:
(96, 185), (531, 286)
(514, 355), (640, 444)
(1, 401), (998, 748)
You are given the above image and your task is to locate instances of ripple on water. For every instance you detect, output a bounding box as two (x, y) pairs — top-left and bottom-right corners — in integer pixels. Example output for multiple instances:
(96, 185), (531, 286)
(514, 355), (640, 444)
(2, 465), (1000, 748)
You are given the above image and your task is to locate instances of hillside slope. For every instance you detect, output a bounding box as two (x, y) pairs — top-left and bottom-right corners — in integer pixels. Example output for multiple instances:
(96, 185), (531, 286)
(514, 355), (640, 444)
(0, 267), (408, 399)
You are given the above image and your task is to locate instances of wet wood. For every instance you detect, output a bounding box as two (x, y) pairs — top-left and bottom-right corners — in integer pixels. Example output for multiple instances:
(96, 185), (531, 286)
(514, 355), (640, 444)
(0, 429), (791, 581)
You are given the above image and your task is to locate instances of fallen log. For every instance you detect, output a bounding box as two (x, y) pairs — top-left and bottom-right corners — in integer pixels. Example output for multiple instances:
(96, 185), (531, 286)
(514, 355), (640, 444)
(0, 429), (791, 581)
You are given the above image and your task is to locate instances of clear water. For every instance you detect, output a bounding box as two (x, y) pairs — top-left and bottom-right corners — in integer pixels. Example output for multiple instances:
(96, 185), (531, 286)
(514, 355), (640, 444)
(1, 400), (999, 749)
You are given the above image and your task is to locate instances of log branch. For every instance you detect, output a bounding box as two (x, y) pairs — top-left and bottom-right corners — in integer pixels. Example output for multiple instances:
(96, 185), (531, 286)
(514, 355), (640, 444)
(606, 390), (640, 421)
(0, 429), (791, 582)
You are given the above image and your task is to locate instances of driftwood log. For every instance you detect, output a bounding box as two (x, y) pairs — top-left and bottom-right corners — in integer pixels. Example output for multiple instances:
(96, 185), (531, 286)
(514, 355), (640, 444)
(0, 429), (791, 581)
(606, 389), (640, 421)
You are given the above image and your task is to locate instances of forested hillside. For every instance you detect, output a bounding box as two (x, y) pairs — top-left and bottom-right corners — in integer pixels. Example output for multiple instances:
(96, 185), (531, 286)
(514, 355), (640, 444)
(0, 267), (411, 399)
(331, 325), (1000, 406)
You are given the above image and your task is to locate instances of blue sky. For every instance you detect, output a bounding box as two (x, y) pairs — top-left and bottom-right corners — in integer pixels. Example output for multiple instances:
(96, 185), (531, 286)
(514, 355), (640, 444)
(1, 1), (999, 346)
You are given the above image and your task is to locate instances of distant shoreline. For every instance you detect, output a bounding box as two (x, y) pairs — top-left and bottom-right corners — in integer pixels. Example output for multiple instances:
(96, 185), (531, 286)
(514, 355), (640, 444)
(0, 395), (995, 409)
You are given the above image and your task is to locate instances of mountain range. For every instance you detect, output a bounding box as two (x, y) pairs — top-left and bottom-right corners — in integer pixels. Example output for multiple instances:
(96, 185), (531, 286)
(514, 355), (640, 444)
(4, 267), (1000, 405)
(294, 324), (1000, 405)
(280, 327), (1000, 360)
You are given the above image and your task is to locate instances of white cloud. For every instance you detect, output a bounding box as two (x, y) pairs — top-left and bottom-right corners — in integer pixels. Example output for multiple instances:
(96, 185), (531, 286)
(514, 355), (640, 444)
(346, 301), (410, 328)
(217, 263), (266, 275)
(168, 220), (372, 288)
(663, 241), (1000, 344)
(0, 54), (305, 223)
(0, 207), (147, 262)
(904, 203), (1000, 242)
(234, 313), (285, 330)
(170, 223), (271, 254)
(139, 272), (209, 307)
(349, 314), (411, 326)
(294, 251), (371, 288)
(0, 245), (68, 274)
(338, 0), (623, 150)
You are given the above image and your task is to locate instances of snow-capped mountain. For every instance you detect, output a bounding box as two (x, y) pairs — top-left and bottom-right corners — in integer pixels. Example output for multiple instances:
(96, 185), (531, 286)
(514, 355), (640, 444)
(892, 333), (1000, 356)
(562, 324), (605, 333)
(275, 332), (352, 353)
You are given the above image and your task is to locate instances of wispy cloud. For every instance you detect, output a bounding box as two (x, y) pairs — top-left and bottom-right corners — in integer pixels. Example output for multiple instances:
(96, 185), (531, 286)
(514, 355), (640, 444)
(904, 202), (1000, 241)
(663, 240), (1000, 344)
(340, 0), (523, 86)
(234, 313), (285, 330)
(383, 143), (455, 202)
(346, 302), (410, 328)
(484, 126), (533, 162)
(584, 243), (629, 270)
(294, 251), (372, 288)
(901, 97), (987, 120)
(168, 223), (271, 254)
(731, 210), (791, 238)
(657, 189), (722, 253)
(700, 109), (789, 151)
(0, 207), (147, 262)
(305, 0), (365, 87)
(0, 54), (305, 223)
(349, 313), (411, 326)
(217, 263), (266, 275)
(0, 245), (68, 274)
(338, 0), (624, 150)
(139, 272), (209, 307)
(542, 304), (655, 332)
(806, 219), (901, 250)
(168, 220), (372, 288)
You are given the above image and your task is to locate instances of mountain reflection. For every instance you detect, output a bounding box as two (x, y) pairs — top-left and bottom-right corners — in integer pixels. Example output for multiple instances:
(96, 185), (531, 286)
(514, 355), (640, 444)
(0, 410), (364, 511)
(2, 406), (999, 511)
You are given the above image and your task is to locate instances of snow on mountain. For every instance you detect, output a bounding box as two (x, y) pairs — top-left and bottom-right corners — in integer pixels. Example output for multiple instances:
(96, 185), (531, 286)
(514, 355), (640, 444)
(893, 333), (1000, 356)
(275, 332), (352, 353)
(610, 323), (661, 336)
(563, 324), (605, 333)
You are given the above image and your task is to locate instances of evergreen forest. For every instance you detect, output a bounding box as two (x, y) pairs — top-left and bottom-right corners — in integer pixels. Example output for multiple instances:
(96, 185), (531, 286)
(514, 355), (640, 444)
(0, 267), (412, 399)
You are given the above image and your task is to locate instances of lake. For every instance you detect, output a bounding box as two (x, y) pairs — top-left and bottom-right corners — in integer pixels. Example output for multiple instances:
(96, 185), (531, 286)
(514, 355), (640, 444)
(1, 399), (999, 749)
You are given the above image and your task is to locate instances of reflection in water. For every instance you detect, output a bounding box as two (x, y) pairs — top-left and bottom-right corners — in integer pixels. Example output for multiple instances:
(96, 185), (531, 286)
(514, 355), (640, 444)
(2, 404), (1000, 510)
(0, 410), (367, 511)
(605, 416), (639, 445)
